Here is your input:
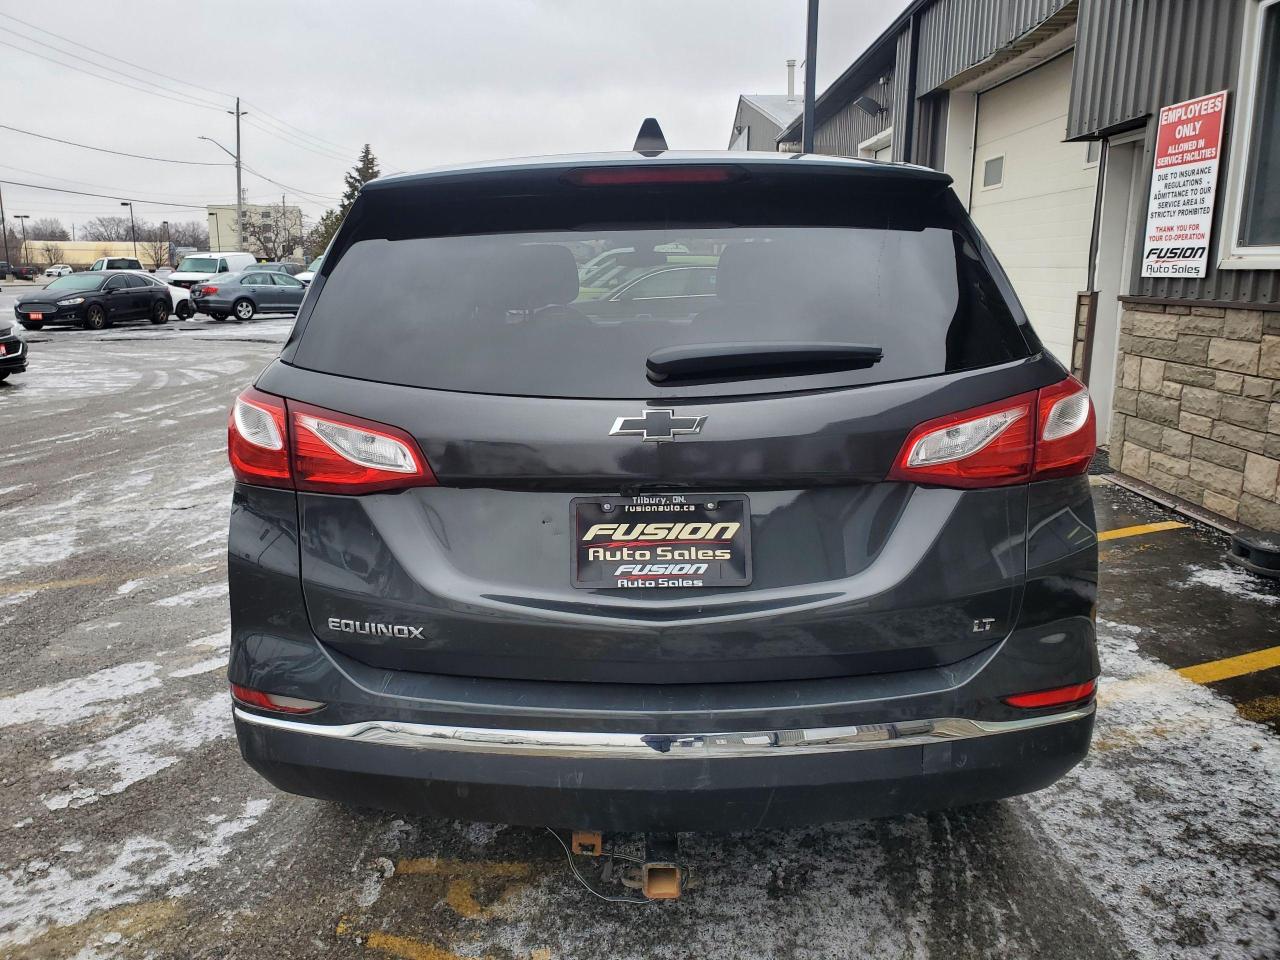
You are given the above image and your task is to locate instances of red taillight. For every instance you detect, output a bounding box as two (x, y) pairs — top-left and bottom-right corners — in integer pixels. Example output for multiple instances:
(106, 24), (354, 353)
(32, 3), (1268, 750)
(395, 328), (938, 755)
(888, 376), (1095, 489)
(230, 683), (324, 714)
(1034, 377), (1097, 479)
(227, 387), (436, 494)
(228, 387), (291, 488)
(290, 400), (436, 494)
(565, 166), (739, 186)
(200, 285), (218, 294)
(1003, 678), (1098, 709)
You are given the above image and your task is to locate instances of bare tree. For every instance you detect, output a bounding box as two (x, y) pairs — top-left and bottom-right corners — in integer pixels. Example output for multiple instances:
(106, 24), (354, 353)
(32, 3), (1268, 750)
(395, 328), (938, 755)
(141, 235), (170, 269)
(240, 202), (303, 261)
(29, 218), (69, 241)
(167, 220), (208, 249)
(39, 241), (65, 267)
(81, 216), (133, 241)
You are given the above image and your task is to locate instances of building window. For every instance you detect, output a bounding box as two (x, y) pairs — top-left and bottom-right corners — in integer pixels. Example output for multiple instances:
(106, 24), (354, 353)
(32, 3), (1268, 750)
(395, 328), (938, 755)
(1085, 140), (1102, 167)
(1221, 0), (1280, 268)
(982, 155), (1004, 189)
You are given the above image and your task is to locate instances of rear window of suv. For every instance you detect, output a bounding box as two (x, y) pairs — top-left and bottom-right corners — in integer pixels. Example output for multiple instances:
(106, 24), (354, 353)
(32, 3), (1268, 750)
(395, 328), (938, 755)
(291, 167), (1032, 399)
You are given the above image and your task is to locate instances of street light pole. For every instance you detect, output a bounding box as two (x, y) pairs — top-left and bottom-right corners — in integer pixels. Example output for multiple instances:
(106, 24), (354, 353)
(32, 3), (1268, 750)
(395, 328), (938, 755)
(14, 214), (29, 266)
(162, 220), (172, 267)
(120, 201), (137, 259)
(198, 116), (247, 253)
(802, 0), (819, 154)
(0, 181), (10, 270)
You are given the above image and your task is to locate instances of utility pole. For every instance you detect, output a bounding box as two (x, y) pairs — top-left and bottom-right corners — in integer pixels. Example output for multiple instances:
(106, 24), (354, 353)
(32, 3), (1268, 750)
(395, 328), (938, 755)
(802, 0), (819, 154)
(163, 220), (172, 267)
(231, 97), (246, 251)
(120, 201), (138, 258)
(0, 181), (10, 269)
(14, 214), (29, 266)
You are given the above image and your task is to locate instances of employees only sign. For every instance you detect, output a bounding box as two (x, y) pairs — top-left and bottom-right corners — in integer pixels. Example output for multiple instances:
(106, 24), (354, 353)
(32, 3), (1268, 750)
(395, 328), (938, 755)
(1141, 90), (1228, 279)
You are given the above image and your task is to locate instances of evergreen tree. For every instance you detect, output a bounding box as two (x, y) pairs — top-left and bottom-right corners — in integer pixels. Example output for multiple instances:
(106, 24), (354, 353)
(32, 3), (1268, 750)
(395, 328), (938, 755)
(308, 144), (381, 256)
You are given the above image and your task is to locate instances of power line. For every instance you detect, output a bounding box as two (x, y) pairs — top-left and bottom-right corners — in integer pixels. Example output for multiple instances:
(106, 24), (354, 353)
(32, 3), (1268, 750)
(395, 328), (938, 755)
(242, 117), (352, 164)
(0, 162), (216, 202)
(0, 39), (223, 113)
(0, 179), (209, 210)
(242, 101), (359, 155)
(0, 123), (233, 166)
(0, 16), (227, 111)
(1, 12), (369, 163)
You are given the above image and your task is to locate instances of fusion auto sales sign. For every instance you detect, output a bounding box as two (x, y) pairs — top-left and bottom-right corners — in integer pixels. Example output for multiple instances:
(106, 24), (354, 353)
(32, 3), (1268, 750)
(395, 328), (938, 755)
(1141, 90), (1228, 279)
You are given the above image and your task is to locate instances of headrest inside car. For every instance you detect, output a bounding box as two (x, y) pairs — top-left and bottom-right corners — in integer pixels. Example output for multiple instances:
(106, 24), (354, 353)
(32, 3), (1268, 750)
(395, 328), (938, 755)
(483, 243), (580, 311)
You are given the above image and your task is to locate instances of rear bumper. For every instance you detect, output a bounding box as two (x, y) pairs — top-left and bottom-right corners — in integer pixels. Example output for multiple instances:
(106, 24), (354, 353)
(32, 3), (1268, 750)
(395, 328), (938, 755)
(235, 704), (1093, 832)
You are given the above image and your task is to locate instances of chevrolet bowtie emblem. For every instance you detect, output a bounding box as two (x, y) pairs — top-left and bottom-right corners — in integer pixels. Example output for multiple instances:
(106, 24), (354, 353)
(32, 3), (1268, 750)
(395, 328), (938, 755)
(609, 408), (706, 442)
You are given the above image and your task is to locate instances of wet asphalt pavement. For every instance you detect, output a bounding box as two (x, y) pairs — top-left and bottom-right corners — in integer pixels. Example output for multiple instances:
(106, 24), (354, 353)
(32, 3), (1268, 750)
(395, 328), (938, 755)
(0, 309), (1278, 960)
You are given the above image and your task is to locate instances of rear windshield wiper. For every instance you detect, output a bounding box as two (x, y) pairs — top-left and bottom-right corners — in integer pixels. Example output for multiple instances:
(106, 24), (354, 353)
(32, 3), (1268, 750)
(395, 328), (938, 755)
(646, 342), (883, 383)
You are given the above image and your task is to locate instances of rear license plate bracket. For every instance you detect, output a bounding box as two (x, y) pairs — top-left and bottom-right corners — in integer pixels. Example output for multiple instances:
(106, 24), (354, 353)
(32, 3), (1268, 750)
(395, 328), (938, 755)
(571, 494), (752, 589)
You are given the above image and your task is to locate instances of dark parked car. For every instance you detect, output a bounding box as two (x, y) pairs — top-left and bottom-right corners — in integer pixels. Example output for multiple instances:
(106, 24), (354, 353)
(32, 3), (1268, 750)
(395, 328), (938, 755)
(191, 269), (307, 321)
(257, 262), (305, 276)
(14, 271), (171, 330)
(0, 321), (27, 381)
(227, 150), (1099, 835)
(0, 262), (39, 281)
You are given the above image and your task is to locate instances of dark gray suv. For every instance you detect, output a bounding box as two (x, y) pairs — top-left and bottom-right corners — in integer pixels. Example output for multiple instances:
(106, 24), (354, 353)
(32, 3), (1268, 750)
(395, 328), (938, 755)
(226, 151), (1099, 833)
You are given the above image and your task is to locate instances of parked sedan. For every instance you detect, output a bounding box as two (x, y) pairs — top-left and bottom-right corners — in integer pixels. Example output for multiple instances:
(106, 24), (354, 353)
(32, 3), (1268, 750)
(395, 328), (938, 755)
(139, 273), (194, 319)
(0, 321), (27, 382)
(14, 271), (171, 330)
(190, 268), (307, 321)
(257, 262), (304, 276)
(44, 264), (73, 277)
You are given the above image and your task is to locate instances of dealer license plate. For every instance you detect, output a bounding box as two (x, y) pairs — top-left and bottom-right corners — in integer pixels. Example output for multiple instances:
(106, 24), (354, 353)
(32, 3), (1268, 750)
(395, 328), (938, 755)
(27, 312), (43, 321)
(572, 494), (752, 589)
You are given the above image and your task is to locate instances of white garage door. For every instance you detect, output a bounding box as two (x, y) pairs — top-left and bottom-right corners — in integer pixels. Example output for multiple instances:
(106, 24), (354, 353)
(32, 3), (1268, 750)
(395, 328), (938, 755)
(969, 52), (1098, 368)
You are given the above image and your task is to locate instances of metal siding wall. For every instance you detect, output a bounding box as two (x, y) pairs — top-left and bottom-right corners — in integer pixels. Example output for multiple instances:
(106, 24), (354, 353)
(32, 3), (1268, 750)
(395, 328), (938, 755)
(816, 73), (895, 155)
(917, 0), (1070, 93)
(892, 28), (913, 161)
(1071, 0), (1273, 304)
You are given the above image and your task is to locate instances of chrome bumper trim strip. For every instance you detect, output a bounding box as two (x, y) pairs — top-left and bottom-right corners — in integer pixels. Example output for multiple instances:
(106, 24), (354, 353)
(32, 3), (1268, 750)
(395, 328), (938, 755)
(233, 703), (1094, 759)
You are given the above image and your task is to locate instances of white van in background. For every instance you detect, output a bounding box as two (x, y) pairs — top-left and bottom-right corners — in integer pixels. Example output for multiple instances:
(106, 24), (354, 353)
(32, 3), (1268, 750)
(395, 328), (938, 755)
(167, 251), (257, 289)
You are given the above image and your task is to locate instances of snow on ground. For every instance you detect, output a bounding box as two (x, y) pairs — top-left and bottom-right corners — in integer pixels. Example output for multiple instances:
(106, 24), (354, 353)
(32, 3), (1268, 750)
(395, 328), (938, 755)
(1026, 619), (1280, 960)
(0, 798), (272, 947)
(0, 662), (162, 728)
(1184, 563), (1280, 606)
(41, 692), (233, 811)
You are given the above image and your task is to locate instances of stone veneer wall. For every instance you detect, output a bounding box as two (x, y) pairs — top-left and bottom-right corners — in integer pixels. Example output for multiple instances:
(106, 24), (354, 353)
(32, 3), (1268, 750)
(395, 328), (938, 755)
(1110, 302), (1280, 530)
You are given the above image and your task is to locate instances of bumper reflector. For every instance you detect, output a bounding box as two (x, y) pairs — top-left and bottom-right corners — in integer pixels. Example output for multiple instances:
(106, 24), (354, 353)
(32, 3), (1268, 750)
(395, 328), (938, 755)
(1003, 678), (1098, 709)
(230, 683), (325, 715)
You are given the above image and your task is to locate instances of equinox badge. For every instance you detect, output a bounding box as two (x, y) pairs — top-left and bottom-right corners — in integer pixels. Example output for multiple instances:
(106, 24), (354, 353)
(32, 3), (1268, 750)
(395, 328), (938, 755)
(609, 408), (706, 442)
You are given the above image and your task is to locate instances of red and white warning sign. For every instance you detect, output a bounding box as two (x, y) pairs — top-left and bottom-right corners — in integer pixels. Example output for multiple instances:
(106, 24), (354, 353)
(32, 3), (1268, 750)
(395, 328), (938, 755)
(1141, 90), (1228, 279)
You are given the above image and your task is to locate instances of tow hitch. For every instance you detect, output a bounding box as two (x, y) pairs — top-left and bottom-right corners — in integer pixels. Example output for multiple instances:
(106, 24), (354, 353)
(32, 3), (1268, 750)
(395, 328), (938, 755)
(551, 829), (687, 902)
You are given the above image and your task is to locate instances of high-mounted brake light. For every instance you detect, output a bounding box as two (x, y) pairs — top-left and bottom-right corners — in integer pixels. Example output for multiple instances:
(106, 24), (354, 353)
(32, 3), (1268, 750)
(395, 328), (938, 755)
(226, 387), (437, 493)
(565, 166), (739, 186)
(230, 683), (324, 715)
(1003, 678), (1098, 709)
(888, 376), (1095, 489)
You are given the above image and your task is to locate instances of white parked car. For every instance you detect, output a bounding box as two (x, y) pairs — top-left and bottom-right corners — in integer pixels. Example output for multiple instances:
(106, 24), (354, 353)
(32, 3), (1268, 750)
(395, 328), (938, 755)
(167, 251), (257, 289)
(139, 273), (194, 320)
(87, 256), (145, 272)
(44, 264), (72, 277)
(296, 254), (323, 284)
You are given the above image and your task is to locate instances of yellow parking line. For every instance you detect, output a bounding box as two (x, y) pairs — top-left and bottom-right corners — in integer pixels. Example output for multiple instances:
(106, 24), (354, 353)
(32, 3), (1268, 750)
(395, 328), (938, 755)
(1176, 644), (1280, 685)
(1097, 520), (1189, 542)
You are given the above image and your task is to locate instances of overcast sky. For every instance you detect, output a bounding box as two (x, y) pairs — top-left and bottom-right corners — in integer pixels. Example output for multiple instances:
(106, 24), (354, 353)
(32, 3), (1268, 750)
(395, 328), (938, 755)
(0, 0), (907, 232)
